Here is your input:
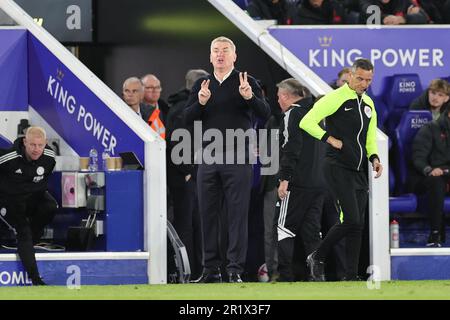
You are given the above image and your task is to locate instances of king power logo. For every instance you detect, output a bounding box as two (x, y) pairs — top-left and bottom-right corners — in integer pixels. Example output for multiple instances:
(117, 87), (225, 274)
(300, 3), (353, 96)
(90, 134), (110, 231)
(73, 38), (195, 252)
(309, 36), (445, 68)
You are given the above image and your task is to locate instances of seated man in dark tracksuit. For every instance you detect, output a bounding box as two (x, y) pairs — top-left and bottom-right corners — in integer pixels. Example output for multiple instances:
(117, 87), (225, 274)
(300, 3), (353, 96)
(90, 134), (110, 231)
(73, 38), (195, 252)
(0, 126), (57, 285)
(276, 78), (326, 281)
(411, 106), (450, 247)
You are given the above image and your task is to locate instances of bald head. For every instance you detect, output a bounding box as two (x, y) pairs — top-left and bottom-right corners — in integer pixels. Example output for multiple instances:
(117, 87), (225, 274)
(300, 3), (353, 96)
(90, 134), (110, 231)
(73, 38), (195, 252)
(141, 74), (162, 105)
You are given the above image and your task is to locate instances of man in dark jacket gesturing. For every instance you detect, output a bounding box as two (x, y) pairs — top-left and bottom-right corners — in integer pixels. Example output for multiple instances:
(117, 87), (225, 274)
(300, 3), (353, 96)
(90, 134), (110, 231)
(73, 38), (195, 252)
(0, 127), (57, 285)
(412, 107), (450, 247)
(185, 36), (270, 283)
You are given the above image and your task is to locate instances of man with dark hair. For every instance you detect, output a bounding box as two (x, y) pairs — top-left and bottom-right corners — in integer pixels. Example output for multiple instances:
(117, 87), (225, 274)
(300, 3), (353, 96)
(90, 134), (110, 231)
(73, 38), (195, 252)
(411, 106), (450, 247)
(185, 36), (270, 283)
(276, 78), (325, 281)
(300, 58), (383, 281)
(0, 126), (57, 285)
(410, 79), (450, 121)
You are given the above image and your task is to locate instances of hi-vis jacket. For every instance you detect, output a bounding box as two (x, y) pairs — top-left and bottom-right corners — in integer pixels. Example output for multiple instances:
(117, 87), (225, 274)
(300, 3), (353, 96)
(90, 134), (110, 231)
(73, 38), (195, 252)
(300, 83), (379, 171)
(147, 108), (166, 140)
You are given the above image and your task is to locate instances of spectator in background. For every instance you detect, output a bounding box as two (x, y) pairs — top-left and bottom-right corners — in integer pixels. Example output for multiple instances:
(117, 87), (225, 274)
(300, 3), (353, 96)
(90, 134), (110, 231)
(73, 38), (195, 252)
(359, 0), (428, 24)
(246, 0), (295, 24)
(141, 74), (170, 123)
(416, 0), (450, 23)
(410, 79), (450, 121)
(295, 0), (346, 24)
(123, 77), (165, 139)
(411, 106), (450, 247)
(185, 36), (270, 283)
(276, 78), (325, 282)
(166, 69), (209, 279)
(330, 67), (351, 89)
(0, 127), (57, 285)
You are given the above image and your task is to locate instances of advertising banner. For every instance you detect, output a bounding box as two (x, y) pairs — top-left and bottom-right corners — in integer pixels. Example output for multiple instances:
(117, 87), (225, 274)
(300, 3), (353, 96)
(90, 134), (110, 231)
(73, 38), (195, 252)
(269, 27), (450, 95)
(0, 29), (27, 111)
(27, 33), (145, 161)
(0, 259), (148, 286)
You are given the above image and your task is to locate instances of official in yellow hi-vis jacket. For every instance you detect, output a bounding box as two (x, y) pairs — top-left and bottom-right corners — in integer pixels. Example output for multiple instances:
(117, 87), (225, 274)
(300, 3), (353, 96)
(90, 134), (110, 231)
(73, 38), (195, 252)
(300, 58), (383, 281)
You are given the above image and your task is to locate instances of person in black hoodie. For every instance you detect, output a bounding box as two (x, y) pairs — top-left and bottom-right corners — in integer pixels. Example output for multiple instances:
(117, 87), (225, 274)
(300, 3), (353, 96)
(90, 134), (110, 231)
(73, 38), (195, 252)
(276, 78), (326, 282)
(185, 36), (270, 283)
(410, 79), (450, 121)
(246, 0), (294, 25)
(416, 0), (450, 23)
(0, 127), (57, 285)
(295, 0), (346, 24)
(166, 69), (209, 279)
(359, 0), (428, 24)
(411, 107), (450, 247)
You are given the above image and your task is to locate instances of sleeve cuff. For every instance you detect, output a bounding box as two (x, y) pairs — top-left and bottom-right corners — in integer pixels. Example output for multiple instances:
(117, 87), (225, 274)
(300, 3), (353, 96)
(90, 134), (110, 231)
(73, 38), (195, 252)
(423, 166), (432, 176)
(369, 154), (380, 163)
(321, 132), (330, 143)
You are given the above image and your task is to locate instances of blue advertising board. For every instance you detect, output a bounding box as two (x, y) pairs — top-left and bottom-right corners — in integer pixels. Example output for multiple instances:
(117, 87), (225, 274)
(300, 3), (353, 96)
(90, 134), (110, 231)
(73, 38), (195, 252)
(0, 29), (28, 111)
(269, 27), (450, 96)
(0, 259), (148, 286)
(27, 32), (145, 161)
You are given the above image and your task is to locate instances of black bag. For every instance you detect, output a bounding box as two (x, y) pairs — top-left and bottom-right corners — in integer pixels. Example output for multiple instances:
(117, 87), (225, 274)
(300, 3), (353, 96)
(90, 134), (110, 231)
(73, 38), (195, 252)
(66, 213), (96, 251)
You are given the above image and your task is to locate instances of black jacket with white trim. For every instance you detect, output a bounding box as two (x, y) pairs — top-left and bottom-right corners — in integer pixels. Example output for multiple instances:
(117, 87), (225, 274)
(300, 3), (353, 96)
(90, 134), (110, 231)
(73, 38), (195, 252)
(278, 97), (326, 189)
(0, 137), (55, 196)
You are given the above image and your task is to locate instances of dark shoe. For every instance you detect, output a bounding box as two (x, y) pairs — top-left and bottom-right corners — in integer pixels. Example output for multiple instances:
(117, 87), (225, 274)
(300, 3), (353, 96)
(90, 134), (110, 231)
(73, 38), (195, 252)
(228, 272), (243, 283)
(191, 271), (222, 283)
(32, 277), (47, 286)
(306, 251), (326, 282)
(426, 230), (442, 248)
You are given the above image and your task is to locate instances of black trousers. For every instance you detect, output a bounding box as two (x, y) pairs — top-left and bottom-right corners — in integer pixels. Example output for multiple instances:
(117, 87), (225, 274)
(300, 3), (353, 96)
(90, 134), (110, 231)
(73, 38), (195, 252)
(197, 163), (252, 274)
(315, 162), (368, 278)
(414, 175), (449, 233)
(277, 187), (324, 281)
(0, 191), (57, 280)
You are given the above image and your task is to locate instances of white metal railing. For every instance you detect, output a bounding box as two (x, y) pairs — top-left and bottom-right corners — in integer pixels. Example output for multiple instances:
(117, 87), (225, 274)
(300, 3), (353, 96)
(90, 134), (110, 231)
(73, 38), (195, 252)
(0, 0), (166, 284)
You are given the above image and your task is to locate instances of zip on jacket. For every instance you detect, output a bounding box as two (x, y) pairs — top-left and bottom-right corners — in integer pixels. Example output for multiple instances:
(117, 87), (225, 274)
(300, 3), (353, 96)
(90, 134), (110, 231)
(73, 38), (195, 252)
(299, 83), (379, 171)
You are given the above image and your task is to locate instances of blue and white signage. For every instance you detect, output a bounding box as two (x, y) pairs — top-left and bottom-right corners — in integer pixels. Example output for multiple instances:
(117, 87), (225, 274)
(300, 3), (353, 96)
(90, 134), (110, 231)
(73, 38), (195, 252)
(269, 27), (450, 95)
(27, 33), (145, 161)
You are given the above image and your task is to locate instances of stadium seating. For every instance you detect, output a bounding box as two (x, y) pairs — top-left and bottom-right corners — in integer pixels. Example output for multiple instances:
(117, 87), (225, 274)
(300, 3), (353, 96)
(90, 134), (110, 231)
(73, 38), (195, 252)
(390, 193), (418, 213)
(393, 110), (432, 194)
(0, 134), (12, 148)
(366, 87), (388, 131)
(383, 74), (423, 135)
(389, 140), (418, 214)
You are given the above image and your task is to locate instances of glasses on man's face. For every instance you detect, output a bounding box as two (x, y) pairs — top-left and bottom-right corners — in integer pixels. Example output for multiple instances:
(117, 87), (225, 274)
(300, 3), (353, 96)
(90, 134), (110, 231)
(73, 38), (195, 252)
(146, 86), (162, 91)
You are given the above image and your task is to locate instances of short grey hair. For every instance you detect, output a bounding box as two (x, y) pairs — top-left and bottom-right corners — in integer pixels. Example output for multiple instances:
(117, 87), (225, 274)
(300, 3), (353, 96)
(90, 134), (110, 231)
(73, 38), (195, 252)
(277, 78), (310, 98)
(185, 69), (209, 91)
(122, 77), (143, 91)
(210, 36), (236, 52)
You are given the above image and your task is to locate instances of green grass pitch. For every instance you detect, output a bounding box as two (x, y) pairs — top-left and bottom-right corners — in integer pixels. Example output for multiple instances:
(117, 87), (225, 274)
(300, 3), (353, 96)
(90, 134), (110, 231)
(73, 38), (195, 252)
(1, 280), (450, 300)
